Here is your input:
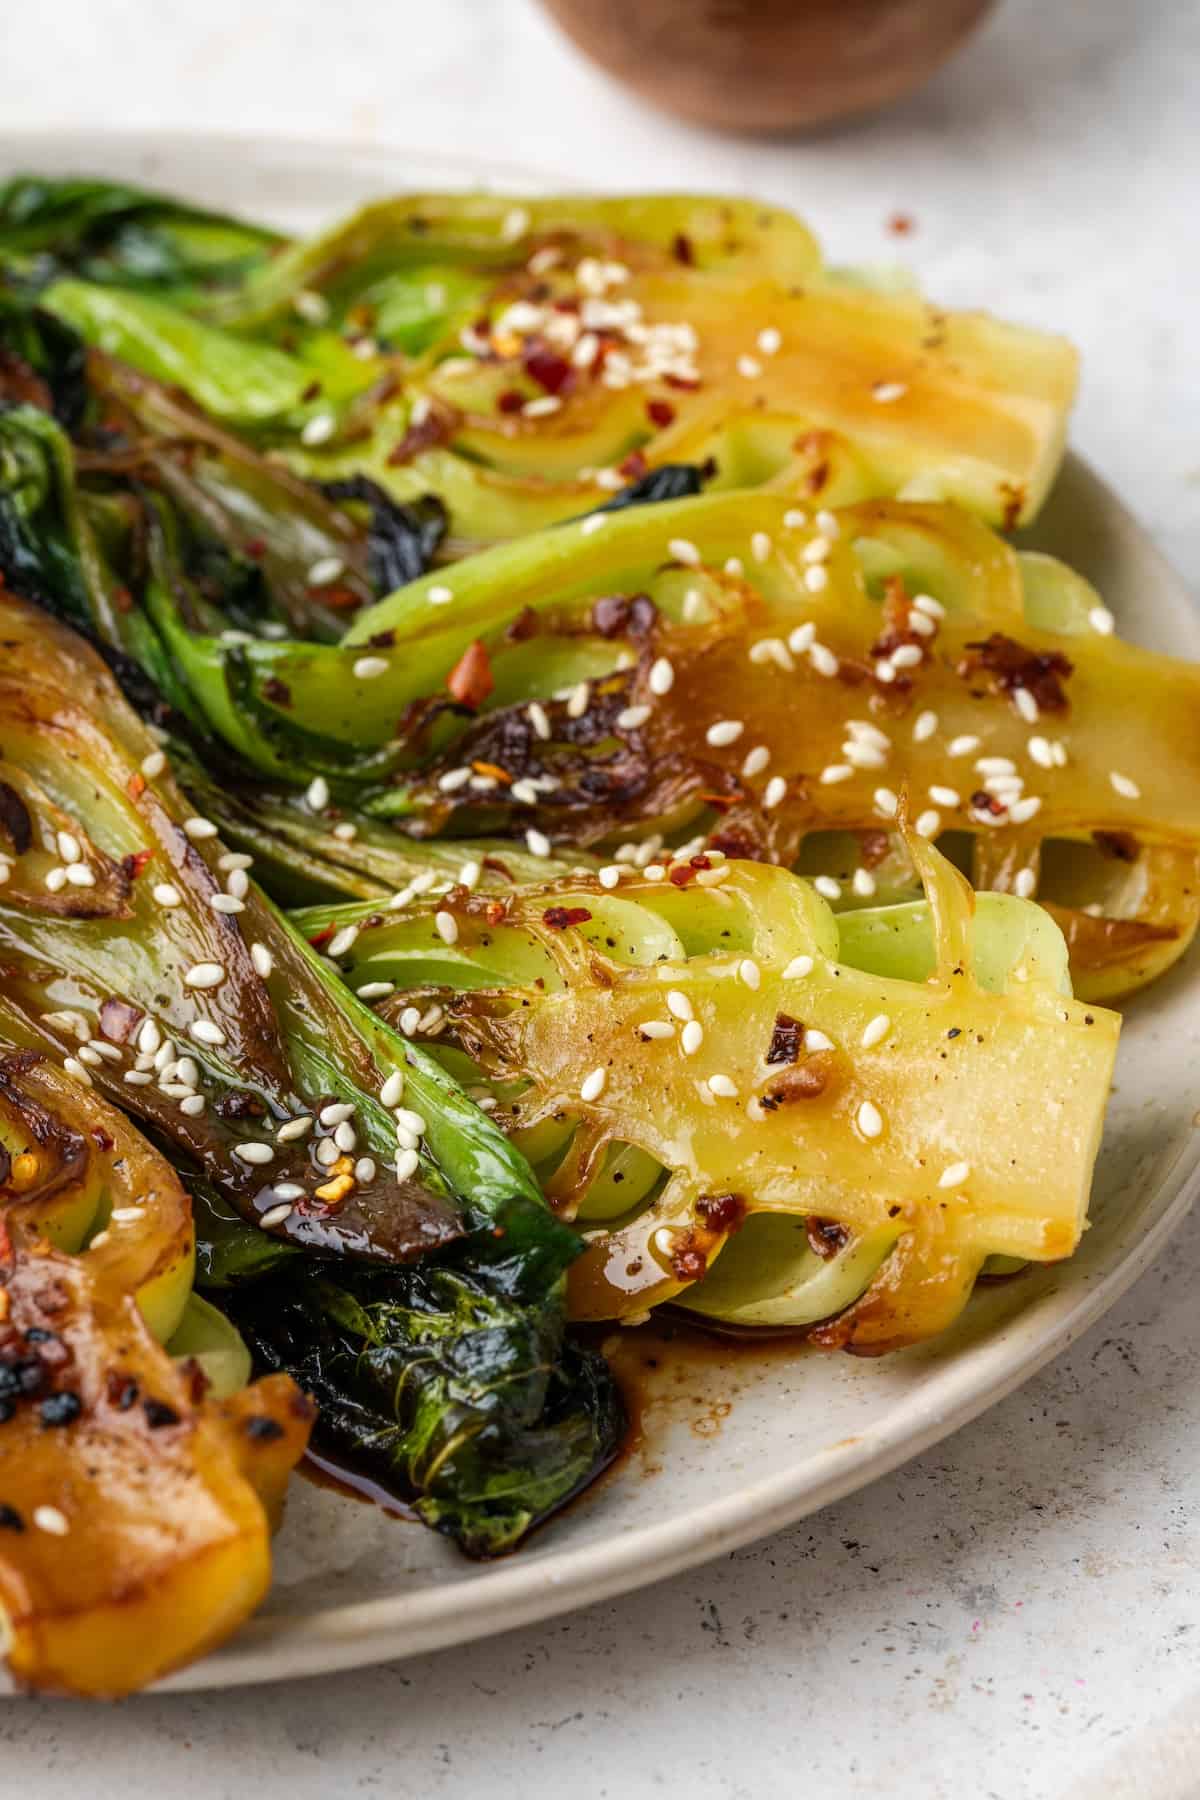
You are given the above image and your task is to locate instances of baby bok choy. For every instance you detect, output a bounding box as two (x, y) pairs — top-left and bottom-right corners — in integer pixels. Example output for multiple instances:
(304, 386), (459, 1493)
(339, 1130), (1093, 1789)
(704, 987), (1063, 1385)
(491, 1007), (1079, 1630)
(293, 833), (1120, 1353)
(0, 585), (622, 1554)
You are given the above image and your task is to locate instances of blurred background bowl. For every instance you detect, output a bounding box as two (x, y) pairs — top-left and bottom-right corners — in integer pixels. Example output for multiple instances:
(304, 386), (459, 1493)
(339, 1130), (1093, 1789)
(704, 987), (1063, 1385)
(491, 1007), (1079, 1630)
(537, 0), (996, 135)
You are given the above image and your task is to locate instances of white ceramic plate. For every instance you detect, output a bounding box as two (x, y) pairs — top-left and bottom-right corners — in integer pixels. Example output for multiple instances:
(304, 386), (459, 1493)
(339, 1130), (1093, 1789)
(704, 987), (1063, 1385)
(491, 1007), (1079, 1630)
(2, 130), (1198, 1692)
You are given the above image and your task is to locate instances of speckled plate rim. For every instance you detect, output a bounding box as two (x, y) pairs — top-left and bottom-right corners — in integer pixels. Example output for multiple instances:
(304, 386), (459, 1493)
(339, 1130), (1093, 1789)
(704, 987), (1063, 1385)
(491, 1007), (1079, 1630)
(0, 128), (1197, 1693)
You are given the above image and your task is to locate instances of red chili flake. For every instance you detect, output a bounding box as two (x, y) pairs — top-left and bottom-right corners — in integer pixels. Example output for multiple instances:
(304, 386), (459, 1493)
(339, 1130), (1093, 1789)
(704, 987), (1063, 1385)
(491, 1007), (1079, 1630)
(696, 1193), (746, 1234)
(119, 849), (152, 884)
(669, 1233), (709, 1283)
(307, 923), (337, 950)
(300, 380), (323, 403)
(244, 537), (267, 560)
(804, 460), (831, 496)
(542, 905), (593, 930)
(618, 450), (648, 481)
(970, 790), (1007, 817)
(497, 388), (526, 414)
(671, 232), (695, 266)
(481, 854), (516, 882)
(523, 342), (573, 395)
(959, 633), (1073, 713)
(446, 640), (494, 710)
(1093, 829), (1139, 862)
(504, 606), (540, 645)
(858, 830), (891, 869)
(887, 212), (915, 236)
(668, 864), (696, 888)
(646, 398), (676, 428)
(663, 372), (700, 391)
(484, 900), (507, 925)
(806, 1217), (850, 1257)
(766, 1013), (803, 1066)
(386, 408), (450, 467)
(262, 676), (293, 707)
(90, 1127), (114, 1153)
(125, 772), (146, 800)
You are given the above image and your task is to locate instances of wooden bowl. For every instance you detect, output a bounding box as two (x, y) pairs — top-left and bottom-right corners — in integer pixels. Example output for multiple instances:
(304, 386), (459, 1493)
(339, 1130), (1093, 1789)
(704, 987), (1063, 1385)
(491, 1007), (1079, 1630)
(537, 0), (995, 135)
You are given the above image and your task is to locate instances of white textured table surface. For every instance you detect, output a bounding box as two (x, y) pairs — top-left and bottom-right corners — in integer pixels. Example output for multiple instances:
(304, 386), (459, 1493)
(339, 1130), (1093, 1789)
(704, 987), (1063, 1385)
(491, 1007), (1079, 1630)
(3, 4), (1200, 1796)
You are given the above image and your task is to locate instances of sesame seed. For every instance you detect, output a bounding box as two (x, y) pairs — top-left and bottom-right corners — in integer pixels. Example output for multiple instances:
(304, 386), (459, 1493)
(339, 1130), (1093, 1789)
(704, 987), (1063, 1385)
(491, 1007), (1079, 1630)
(1014, 687), (1040, 723)
(357, 981), (395, 1000)
(757, 326), (782, 355)
(948, 735), (981, 757)
(566, 682), (589, 718)
(751, 531), (772, 564)
(682, 589), (708, 622)
(872, 381), (907, 403)
(742, 745), (771, 778)
(44, 867), (67, 892)
(394, 1108), (427, 1136)
(913, 594), (945, 620)
(77, 1047), (102, 1066)
(180, 1094), (206, 1117)
(334, 1120), (357, 1153)
(510, 779), (539, 806)
(1014, 868), (1037, 899)
(110, 1207), (144, 1223)
(783, 508), (808, 529)
(184, 962), (226, 989)
(1089, 605), (1115, 635)
(293, 288), (330, 323)
(915, 809), (941, 839)
(891, 644), (923, 669)
(738, 958), (761, 989)
(152, 882), (181, 908)
(65, 864), (95, 888)
(352, 655), (389, 680)
(820, 763), (854, 785)
(852, 868), (877, 898)
(598, 865), (621, 889)
(929, 785), (960, 807)
(737, 354), (762, 379)
(307, 555), (345, 587)
(909, 611), (936, 637)
(355, 1157), (377, 1184)
(137, 1018), (161, 1055)
(427, 584), (454, 605)
(749, 637), (794, 672)
(639, 1020), (676, 1040)
(435, 910), (459, 946)
(856, 1099), (884, 1137)
(847, 720), (891, 751)
(315, 1136), (339, 1167)
(398, 1006), (421, 1035)
(301, 413), (336, 446)
(258, 1201), (294, 1230)
(875, 659), (897, 684)
(707, 1074), (738, 1098)
(763, 776), (788, 809)
(277, 1117), (313, 1142)
(785, 956), (815, 980)
(522, 394), (563, 418)
(123, 1070), (154, 1085)
(580, 1067), (607, 1102)
(33, 1505), (69, 1536)
(579, 514), (606, 536)
(874, 788), (899, 818)
(1027, 736), (1054, 770)
(320, 1101), (355, 1127)
(938, 1160), (971, 1189)
(226, 867), (249, 900)
(1110, 771), (1141, 799)
(56, 830), (81, 863)
(643, 864), (666, 882)
(788, 622), (816, 654)
(695, 865), (730, 887)
(843, 742), (887, 770)
(680, 1020), (705, 1055)
(210, 893), (245, 915)
(976, 757), (1017, 776)
(153, 1042), (175, 1071)
(861, 1014), (890, 1049)
(804, 565), (830, 594)
(174, 1056), (199, 1087)
(527, 701), (552, 741)
(666, 990), (693, 1022)
(250, 943), (274, 980)
(706, 719), (744, 748)
(234, 1142), (274, 1165)
(526, 828), (552, 859)
(809, 641), (838, 675)
(668, 537), (701, 567)
(803, 536), (831, 566)
(395, 1148), (420, 1182)
(327, 925), (360, 959)
(814, 876), (842, 901)
(617, 703), (652, 730)
(306, 776), (330, 811)
(648, 656), (676, 697)
(380, 1071), (406, 1109)
(1008, 795), (1043, 824)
